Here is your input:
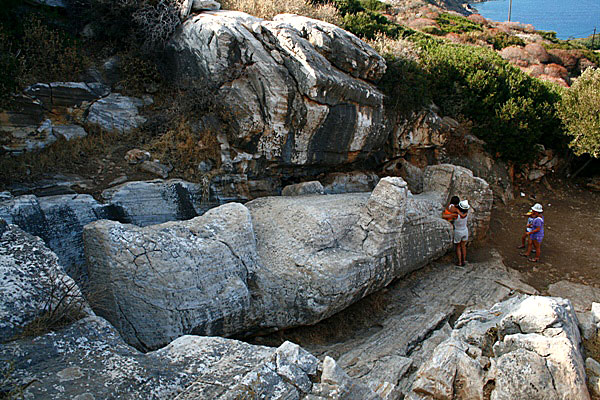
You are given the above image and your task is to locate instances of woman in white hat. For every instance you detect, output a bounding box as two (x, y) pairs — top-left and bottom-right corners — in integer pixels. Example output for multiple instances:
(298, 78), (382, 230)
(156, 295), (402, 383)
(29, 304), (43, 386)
(454, 199), (470, 266)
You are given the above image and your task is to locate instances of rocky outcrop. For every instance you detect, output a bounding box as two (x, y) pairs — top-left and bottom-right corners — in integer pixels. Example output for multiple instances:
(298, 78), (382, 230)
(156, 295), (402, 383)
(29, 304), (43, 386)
(0, 224), (90, 343)
(100, 179), (208, 227)
(0, 193), (115, 276)
(1, 82), (149, 154)
(1, 314), (375, 399)
(86, 93), (147, 134)
(168, 11), (387, 167)
(318, 251), (536, 398)
(83, 203), (256, 350)
(83, 169), (490, 349)
(408, 295), (590, 400)
(423, 164), (493, 240)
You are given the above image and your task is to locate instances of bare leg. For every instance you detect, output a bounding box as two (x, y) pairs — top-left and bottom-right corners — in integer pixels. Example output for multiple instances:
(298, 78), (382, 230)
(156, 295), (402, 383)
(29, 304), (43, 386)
(531, 240), (541, 261)
(523, 238), (532, 257)
(519, 232), (528, 248)
(455, 243), (462, 266)
(460, 241), (467, 265)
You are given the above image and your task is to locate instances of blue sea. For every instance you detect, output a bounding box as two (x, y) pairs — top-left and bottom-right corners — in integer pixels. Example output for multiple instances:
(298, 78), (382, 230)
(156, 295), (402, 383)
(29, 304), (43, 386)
(471, 0), (600, 39)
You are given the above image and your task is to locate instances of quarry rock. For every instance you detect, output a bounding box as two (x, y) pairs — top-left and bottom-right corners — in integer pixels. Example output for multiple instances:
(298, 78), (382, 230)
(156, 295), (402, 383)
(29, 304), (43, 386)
(83, 203), (257, 350)
(321, 250), (536, 397)
(408, 295), (590, 400)
(24, 82), (109, 108)
(86, 93), (147, 134)
(2, 314), (367, 399)
(168, 11), (387, 166)
(0, 194), (115, 276)
(0, 224), (90, 343)
(281, 180), (324, 196)
(192, 0), (221, 12)
(139, 160), (172, 179)
(100, 179), (208, 227)
(319, 171), (380, 194)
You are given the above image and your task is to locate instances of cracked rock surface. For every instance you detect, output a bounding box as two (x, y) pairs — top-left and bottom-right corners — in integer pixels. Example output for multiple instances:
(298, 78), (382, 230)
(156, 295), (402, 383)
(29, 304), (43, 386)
(167, 11), (387, 166)
(0, 223), (91, 343)
(2, 315), (376, 399)
(82, 166), (490, 350)
(83, 202), (257, 351)
(408, 295), (590, 400)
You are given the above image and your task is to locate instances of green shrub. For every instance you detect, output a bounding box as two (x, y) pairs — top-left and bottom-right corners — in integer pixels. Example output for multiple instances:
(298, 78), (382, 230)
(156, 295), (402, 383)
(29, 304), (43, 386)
(486, 32), (525, 50)
(418, 41), (564, 162)
(557, 67), (600, 158)
(342, 11), (402, 39)
(435, 13), (483, 35)
(379, 54), (431, 116)
(537, 30), (559, 43)
(359, 0), (390, 12)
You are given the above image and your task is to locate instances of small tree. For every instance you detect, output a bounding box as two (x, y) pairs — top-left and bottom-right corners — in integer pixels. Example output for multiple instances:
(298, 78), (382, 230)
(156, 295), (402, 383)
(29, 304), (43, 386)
(558, 67), (600, 158)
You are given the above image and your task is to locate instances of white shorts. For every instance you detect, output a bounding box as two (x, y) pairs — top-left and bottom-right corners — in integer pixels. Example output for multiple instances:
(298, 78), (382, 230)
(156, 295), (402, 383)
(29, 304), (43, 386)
(454, 229), (468, 244)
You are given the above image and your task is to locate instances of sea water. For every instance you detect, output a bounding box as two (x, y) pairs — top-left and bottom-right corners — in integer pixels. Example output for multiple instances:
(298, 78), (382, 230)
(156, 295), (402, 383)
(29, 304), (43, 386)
(471, 0), (600, 39)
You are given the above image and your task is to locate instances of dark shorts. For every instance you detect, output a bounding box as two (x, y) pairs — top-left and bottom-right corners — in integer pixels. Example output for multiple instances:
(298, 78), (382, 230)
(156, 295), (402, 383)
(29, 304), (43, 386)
(531, 236), (543, 243)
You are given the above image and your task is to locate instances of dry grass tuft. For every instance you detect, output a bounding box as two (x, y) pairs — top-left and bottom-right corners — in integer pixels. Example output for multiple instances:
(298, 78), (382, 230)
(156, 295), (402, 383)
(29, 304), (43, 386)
(0, 126), (123, 188)
(366, 33), (419, 61)
(148, 117), (221, 182)
(221, 0), (341, 24)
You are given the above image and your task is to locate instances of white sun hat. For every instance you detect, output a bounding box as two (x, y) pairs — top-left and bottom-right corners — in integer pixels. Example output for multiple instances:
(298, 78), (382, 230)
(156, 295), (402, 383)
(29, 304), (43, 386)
(531, 203), (543, 213)
(458, 200), (470, 210)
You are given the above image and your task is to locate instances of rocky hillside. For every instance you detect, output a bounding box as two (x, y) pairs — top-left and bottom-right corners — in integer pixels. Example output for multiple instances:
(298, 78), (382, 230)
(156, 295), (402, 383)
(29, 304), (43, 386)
(1, 1), (600, 399)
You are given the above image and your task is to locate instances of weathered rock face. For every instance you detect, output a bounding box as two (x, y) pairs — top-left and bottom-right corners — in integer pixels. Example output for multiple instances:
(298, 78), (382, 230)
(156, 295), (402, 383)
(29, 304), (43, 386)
(0, 193), (115, 276)
(83, 170), (494, 348)
(423, 164), (493, 240)
(408, 295), (590, 400)
(0, 224), (90, 343)
(168, 11), (387, 166)
(320, 251), (537, 398)
(1, 314), (374, 399)
(85, 93), (147, 133)
(1, 82), (149, 154)
(83, 203), (256, 350)
(100, 179), (208, 227)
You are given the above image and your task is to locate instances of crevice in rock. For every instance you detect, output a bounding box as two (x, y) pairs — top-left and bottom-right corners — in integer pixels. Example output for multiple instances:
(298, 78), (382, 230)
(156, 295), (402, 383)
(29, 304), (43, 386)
(116, 301), (145, 351)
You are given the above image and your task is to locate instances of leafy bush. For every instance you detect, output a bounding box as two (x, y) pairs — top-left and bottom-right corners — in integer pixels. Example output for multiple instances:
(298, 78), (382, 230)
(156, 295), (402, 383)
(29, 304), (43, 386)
(418, 40), (564, 162)
(435, 12), (482, 35)
(486, 32), (525, 50)
(537, 30), (559, 43)
(342, 11), (403, 39)
(557, 67), (600, 158)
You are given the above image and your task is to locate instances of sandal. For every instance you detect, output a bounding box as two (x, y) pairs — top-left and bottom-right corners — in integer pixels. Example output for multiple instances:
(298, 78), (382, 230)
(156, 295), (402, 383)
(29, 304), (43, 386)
(528, 258), (539, 263)
(517, 245), (526, 249)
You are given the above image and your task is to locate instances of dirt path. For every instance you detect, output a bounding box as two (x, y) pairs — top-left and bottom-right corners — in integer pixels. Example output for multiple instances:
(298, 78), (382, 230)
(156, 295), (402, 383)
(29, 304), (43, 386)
(488, 177), (600, 293)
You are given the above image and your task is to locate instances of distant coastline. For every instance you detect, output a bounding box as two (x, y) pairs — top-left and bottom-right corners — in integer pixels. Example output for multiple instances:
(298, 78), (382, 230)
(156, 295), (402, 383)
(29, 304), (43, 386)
(462, 0), (600, 39)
